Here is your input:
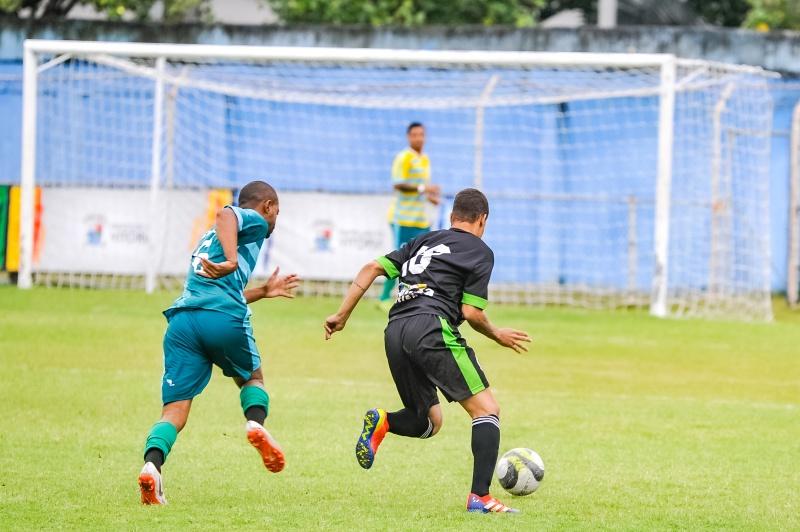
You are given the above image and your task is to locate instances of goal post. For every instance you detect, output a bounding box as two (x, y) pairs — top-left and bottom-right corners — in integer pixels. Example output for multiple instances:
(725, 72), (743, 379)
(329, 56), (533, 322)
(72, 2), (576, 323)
(650, 55), (676, 318)
(789, 99), (800, 308)
(18, 44), (37, 290)
(18, 40), (775, 320)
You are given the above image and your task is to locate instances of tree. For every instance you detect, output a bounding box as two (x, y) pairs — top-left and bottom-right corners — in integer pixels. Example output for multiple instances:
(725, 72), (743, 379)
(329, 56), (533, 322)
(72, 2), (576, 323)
(744, 0), (800, 30)
(685, 0), (750, 27)
(0, 0), (209, 22)
(265, 0), (545, 27)
(539, 0), (750, 27)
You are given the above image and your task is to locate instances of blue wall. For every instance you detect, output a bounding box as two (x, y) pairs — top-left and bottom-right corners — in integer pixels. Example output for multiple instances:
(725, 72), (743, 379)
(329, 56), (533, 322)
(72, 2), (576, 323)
(0, 59), (790, 291)
(769, 83), (800, 291)
(0, 61), (21, 184)
(1, 22), (799, 292)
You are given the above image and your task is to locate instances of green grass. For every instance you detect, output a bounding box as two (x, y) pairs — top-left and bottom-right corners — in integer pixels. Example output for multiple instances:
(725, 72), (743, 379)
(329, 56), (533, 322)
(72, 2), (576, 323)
(0, 287), (798, 530)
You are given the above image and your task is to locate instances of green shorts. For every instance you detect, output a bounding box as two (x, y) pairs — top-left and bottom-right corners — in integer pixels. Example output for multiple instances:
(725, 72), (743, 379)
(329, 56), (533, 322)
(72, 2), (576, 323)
(161, 309), (261, 405)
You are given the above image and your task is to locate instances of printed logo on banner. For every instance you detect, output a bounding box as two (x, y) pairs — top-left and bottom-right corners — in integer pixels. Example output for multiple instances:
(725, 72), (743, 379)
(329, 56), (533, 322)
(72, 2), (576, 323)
(40, 188), (208, 275)
(83, 214), (148, 248)
(84, 214), (106, 246)
(314, 220), (333, 252)
(111, 223), (148, 245)
(338, 229), (385, 249)
(311, 219), (385, 254)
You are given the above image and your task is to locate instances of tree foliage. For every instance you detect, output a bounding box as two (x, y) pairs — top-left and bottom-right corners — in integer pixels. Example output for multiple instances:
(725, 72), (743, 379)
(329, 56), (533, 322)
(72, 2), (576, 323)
(2, 0), (799, 32)
(265, 0), (545, 27)
(686, 0), (750, 27)
(0, 0), (209, 21)
(539, 0), (750, 27)
(744, 0), (800, 30)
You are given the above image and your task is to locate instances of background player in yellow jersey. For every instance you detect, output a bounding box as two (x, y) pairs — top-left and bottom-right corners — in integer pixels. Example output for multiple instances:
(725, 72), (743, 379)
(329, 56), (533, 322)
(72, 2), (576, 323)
(379, 122), (441, 310)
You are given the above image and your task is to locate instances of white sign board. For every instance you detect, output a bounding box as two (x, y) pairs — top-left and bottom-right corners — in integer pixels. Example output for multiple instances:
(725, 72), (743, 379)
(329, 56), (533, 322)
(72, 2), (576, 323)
(255, 192), (396, 280)
(35, 188), (437, 281)
(36, 188), (208, 275)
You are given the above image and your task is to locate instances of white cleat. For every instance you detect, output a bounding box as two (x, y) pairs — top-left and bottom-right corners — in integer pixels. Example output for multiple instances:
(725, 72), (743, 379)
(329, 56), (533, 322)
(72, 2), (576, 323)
(138, 462), (167, 505)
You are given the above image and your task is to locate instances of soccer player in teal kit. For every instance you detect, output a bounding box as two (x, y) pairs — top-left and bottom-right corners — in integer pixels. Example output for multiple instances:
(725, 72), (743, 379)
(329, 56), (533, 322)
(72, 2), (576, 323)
(138, 181), (299, 505)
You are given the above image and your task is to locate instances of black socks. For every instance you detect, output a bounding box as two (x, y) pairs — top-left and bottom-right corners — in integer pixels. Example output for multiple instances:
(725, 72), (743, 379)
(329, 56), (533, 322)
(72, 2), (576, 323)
(144, 448), (165, 472)
(245, 405), (267, 425)
(387, 409), (433, 438)
(470, 414), (500, 496)
(381, 408), (500, 496)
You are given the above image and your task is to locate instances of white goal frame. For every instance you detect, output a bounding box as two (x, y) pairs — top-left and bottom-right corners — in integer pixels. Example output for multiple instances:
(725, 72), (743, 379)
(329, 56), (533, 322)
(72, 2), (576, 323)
(789, 97), (800, 308)
(18, 39), (770, 319)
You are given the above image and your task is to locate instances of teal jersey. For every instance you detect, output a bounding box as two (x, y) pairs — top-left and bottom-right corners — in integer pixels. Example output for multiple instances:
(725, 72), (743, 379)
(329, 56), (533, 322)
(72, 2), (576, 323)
(164, 205), (269, 321)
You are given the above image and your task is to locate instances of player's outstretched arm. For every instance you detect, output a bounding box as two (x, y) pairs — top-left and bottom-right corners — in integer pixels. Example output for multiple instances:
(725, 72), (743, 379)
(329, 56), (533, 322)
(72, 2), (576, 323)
(324, 260), (385, 340)
(393, 182), (441, 205)
(198, 207), (239, 279)
(461, 304), (531, 354)
(244, 267), (301, 304)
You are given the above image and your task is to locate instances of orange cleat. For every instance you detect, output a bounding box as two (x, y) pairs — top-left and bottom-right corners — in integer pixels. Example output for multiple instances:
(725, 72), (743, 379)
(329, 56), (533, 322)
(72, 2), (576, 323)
(246, 420), (285, 473)
(138, 462), (167, 505)
(355, 408), (389, 469)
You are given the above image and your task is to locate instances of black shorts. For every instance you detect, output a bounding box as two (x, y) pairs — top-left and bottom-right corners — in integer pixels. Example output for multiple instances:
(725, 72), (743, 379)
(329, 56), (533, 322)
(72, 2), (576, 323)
(384, 314), (489, 416)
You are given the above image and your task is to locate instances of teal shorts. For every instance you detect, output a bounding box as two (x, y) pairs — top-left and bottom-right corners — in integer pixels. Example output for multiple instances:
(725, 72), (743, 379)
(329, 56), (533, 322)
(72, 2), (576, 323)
(161, 309), (261, 405)
(394, 224), (429, 247)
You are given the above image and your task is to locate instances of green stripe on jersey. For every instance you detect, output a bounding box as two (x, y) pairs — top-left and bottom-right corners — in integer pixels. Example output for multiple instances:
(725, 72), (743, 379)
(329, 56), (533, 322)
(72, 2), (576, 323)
(376, 256), (400, 279)
(438, 316), (485, 394)
(462, 292), (488, 310)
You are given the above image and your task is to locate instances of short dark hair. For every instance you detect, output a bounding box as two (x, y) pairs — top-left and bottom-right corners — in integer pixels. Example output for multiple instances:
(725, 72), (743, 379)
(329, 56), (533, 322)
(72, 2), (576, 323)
(451, 188), (489, 223)
(407, 122), (424, 134)
(238, 180), (277, 207)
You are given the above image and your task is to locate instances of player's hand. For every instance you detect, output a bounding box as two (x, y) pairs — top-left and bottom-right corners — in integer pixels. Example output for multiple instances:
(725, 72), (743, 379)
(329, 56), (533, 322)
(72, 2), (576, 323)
(495, 328), (532, 353)
(197, 257), (237, 279)
(323, 313), (347, 340)
(426, 184), (441, 205)
(264, 267), (301, 299)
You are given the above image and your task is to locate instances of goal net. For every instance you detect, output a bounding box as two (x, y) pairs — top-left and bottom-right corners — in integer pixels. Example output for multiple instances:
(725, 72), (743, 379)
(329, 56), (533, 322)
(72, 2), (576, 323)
(18, 41), (774, 320)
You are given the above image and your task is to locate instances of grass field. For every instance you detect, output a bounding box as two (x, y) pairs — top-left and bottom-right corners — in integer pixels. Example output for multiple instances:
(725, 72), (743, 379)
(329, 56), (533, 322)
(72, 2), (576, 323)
(0, 287), (798, 530)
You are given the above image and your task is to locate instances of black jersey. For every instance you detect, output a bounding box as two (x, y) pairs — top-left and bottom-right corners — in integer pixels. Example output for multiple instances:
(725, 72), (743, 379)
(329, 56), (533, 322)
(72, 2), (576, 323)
(377, 228), (494, 325)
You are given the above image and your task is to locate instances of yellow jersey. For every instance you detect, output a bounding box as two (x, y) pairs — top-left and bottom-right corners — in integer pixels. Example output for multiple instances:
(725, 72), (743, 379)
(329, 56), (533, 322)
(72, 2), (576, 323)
(387, 148), (431, 229)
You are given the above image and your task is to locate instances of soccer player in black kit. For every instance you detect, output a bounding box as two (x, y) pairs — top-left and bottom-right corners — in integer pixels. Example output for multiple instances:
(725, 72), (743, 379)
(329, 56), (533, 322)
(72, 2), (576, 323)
(324, 188), (531, 514)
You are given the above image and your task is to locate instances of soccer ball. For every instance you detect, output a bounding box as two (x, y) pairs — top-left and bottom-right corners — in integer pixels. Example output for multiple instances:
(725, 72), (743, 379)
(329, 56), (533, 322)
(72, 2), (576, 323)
(495, 448), (545, 496)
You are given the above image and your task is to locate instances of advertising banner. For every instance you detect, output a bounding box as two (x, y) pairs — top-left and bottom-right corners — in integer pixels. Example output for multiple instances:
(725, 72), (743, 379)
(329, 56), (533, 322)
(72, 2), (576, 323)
(37, 188), (208, 275)
(255, 192), (397, 280)
(5, 186), (42, 273)
(35, 188), (428, 281)
(0, 186), (7, 270)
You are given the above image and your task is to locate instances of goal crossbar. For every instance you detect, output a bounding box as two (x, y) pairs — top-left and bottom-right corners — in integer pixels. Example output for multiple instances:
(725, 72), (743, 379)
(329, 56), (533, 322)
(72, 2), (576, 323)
(26, 39), (679, 68)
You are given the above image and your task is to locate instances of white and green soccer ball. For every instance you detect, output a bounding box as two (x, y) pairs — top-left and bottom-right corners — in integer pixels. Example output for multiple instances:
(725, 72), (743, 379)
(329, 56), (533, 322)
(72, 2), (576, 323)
(495, 448), (545, 496)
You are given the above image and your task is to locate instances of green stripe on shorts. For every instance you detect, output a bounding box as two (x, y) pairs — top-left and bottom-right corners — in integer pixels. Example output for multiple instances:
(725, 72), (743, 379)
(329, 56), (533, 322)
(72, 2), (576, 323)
(438, 316), (485, 395)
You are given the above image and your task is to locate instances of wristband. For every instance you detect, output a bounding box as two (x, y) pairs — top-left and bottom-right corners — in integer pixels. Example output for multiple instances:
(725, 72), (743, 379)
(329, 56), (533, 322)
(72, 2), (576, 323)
(417, 184), (426, 194)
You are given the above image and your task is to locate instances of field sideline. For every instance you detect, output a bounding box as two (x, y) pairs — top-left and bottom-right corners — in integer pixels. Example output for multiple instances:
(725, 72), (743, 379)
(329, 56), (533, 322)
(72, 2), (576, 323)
(0, 287), (798, 530)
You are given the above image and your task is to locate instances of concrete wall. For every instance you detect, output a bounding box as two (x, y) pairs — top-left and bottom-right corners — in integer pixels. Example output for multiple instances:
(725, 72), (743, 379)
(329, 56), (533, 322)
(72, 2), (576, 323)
(2, 17), (800, 73)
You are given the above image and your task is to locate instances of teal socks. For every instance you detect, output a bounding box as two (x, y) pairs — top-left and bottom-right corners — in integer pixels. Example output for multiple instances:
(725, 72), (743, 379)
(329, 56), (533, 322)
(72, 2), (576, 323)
(240, 385), (269, 419)
(379, 276), (395, 302)
(143, 421), (178, 463)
